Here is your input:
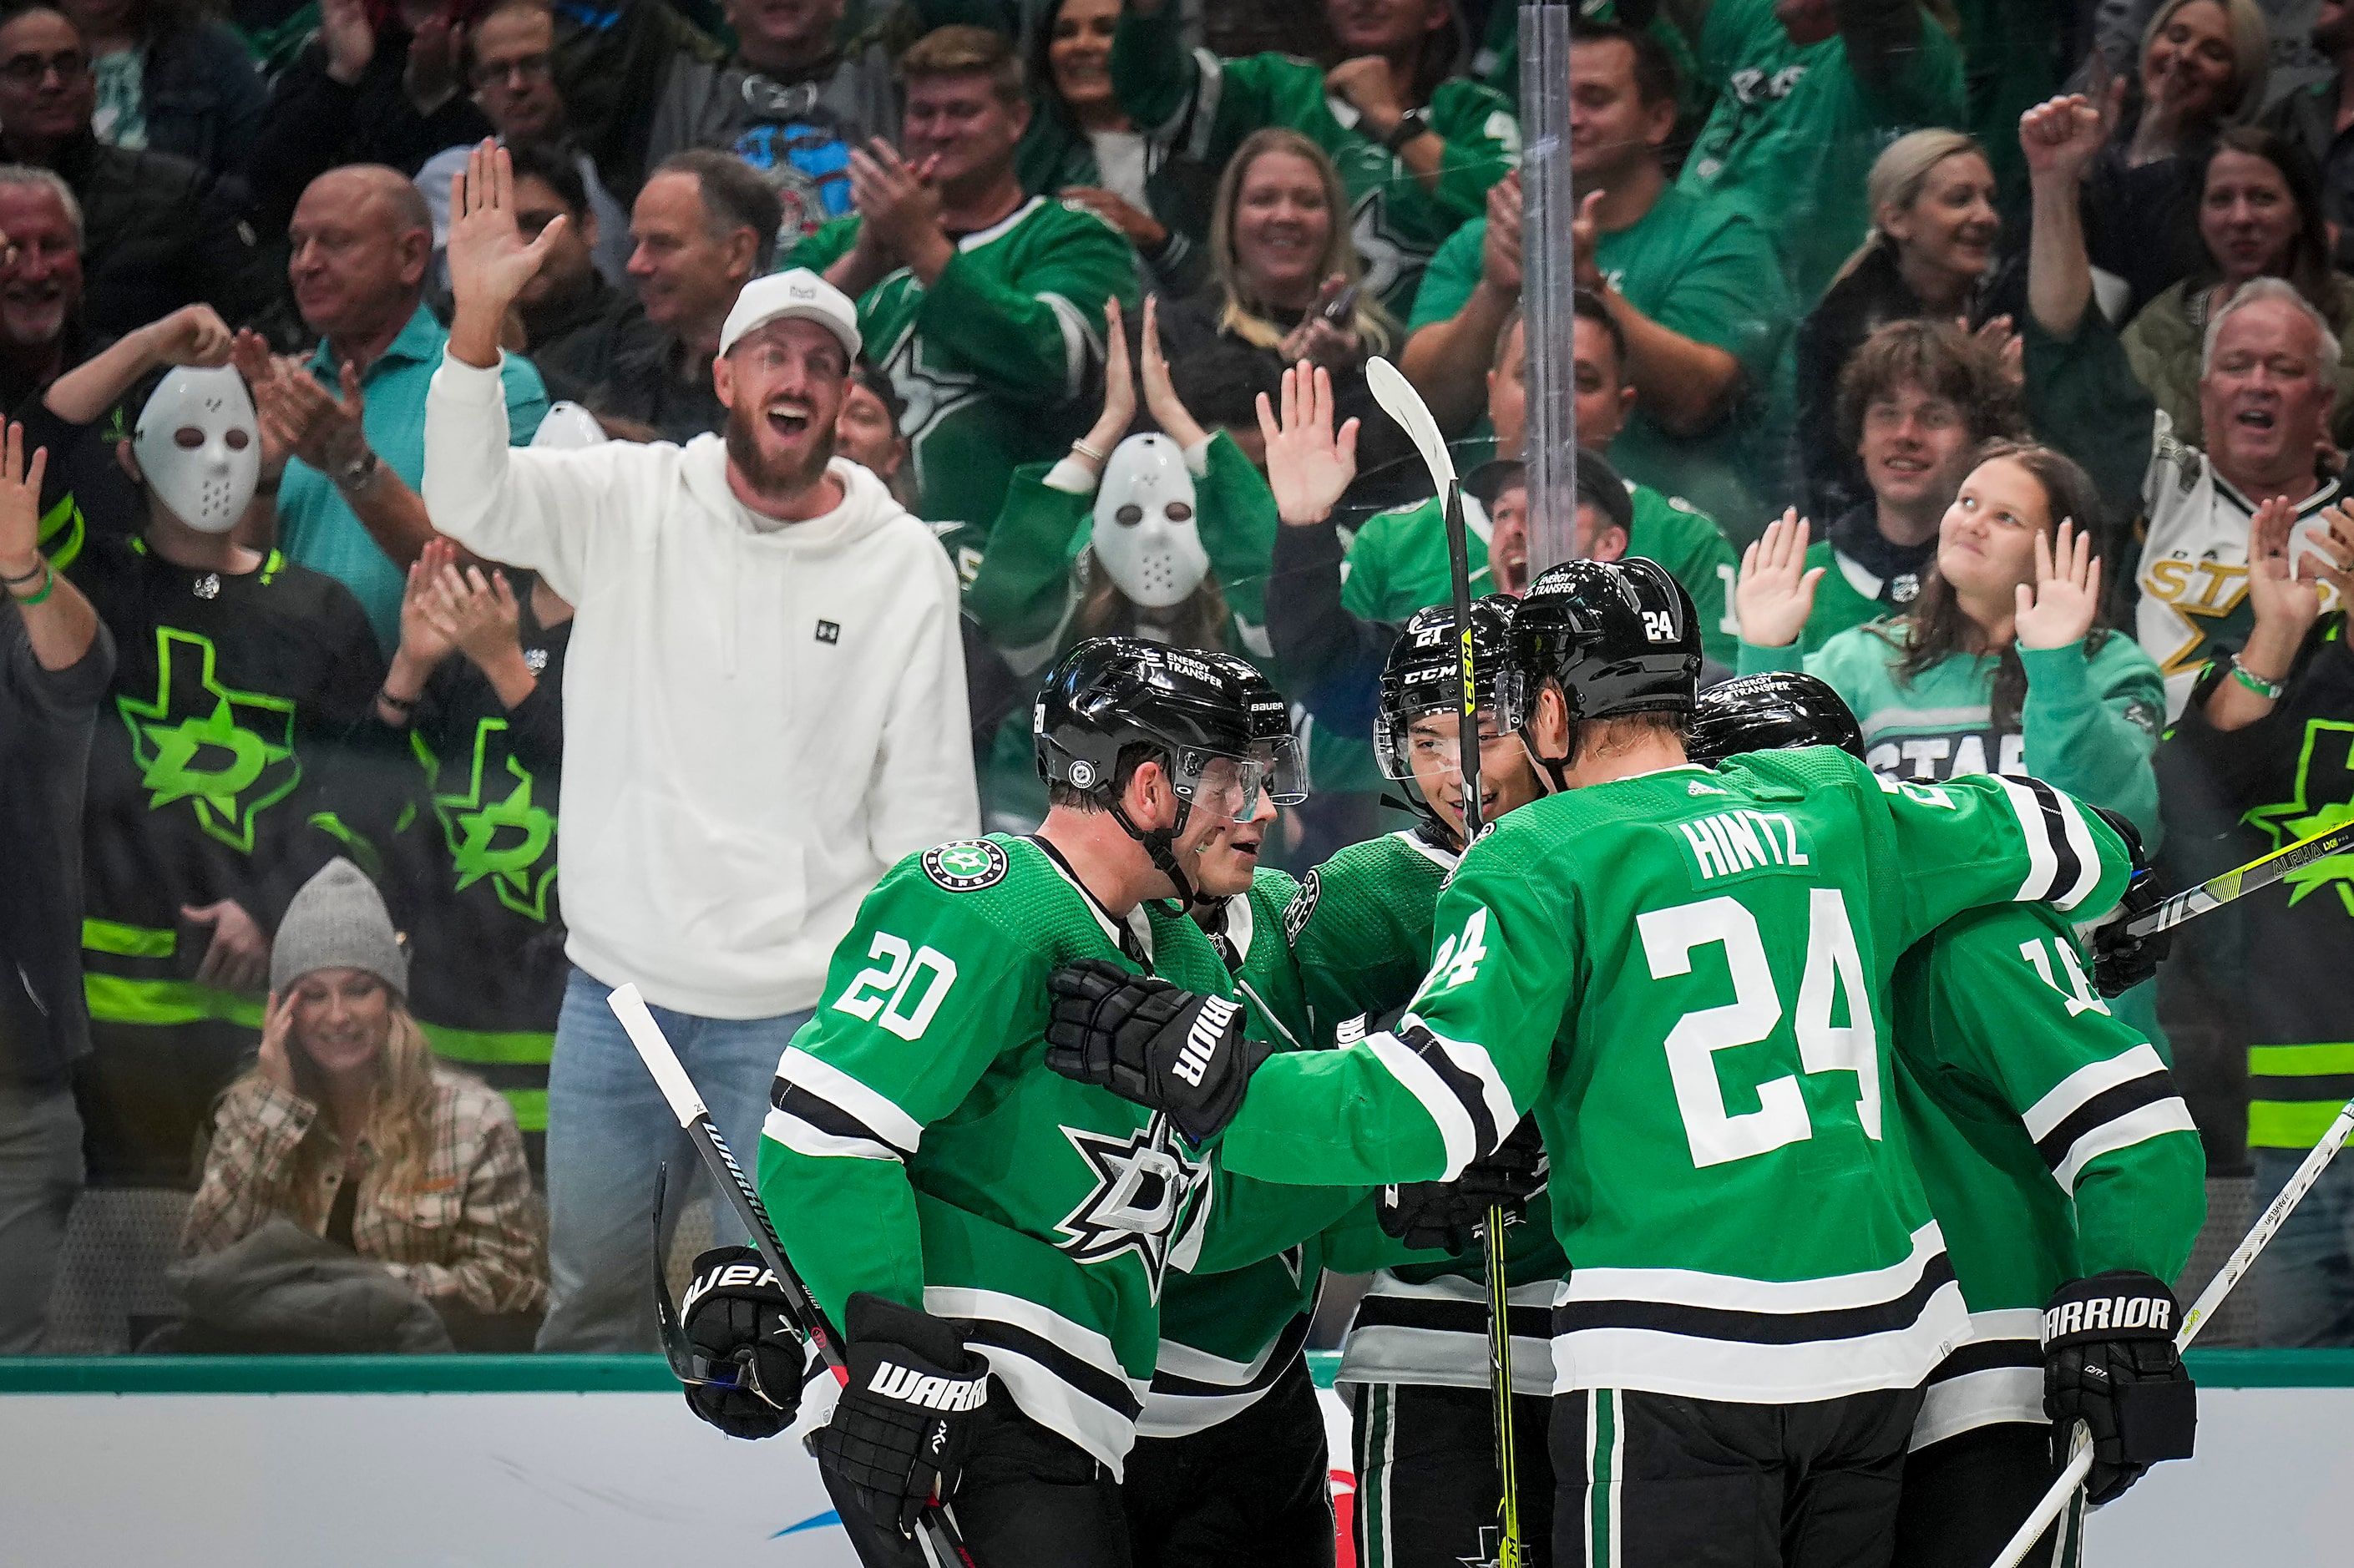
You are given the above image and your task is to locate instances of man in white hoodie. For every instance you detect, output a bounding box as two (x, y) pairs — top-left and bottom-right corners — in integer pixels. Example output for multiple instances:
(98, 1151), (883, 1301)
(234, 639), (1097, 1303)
(427, 141), (978, 1351)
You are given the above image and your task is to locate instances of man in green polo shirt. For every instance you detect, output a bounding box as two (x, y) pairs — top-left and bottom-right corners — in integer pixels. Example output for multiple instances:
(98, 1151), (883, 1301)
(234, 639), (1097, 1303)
(1672, 0), (1966, 311)
(1402, 19), (1788, 529)
(262, 164), (549, 650)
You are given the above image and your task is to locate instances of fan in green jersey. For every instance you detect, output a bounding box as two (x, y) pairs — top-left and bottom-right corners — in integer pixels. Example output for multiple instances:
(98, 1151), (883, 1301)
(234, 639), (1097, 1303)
(1052, 557), (2148, 1568)
(1689, 671), (2205, 1568)
(712, 637), (1322, 1565)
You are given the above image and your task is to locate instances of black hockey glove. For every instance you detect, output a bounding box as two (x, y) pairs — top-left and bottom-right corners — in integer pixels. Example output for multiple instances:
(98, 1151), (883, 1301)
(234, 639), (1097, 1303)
(677, 1247), (807, 1439)
(810, 1292), (990, 1537)
(1377, 1115), (1547, 1256)
(2086, 804), (2170, 997)
(1045, 958), (1270, 1142)
(2043, 1270), (2197, 1504)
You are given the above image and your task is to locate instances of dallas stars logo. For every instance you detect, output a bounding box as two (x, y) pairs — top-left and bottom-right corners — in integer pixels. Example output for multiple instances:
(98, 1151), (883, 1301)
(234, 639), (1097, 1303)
(1054, 1115), (1204, 1302)
(2244, 719), (2354, 917)
(423, 719), (559, 922)
(1460, 1525), (1505, 1568)
(118, 628), (299, 853)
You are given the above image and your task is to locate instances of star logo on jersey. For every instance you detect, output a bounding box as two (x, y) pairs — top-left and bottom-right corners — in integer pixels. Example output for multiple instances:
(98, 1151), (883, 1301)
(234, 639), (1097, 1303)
(923, 839), (1008, 892)
(427, 719), (559, 922)
(2143, 553), (2254, 681)
(118, 627), (300, 853)
(1459, 1525), (1504, 1568)
(2243, 719), (2354, 918)
(886, 336), (985, 478)
(1053, 1115), (1203, 1301)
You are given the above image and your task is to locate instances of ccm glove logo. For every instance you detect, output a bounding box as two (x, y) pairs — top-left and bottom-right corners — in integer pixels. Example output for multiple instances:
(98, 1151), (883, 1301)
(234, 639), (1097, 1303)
(868, 1360), (989, 1413)
(2045, 1293), (2174, 1343)
(1174, 995), (1239, 1086)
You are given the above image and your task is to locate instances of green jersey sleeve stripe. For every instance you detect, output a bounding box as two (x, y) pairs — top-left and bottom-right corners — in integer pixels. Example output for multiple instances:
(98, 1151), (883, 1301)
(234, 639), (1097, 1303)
(1993, 775), (2103, 910)
(775, 1043), (923, 1154)
(2022, 1041), (2172, 1142)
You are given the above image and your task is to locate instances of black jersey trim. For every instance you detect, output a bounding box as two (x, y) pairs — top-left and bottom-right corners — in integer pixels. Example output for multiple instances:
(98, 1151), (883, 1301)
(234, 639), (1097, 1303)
(1396, 1019), (1504, 1157)
(1147, 1311), (1312, 1399)
(2019, 778), (2083, 905)
(1353, 1292), (1554, 1343)
(960, 1316), (1143, 1423)
(1552, 1250), (1957, 1346)
(2033, 1073), (2174, 1174)
(1922, 1333), (2042, 1385)
(769, 1077), (914, 1161)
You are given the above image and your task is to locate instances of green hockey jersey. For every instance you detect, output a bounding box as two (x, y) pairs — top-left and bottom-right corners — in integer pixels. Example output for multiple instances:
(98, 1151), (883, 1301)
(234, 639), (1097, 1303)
(1109, 4), (1517, 315)
(1142, 867), (1363, 1438)
(1216, 748), (2134, 1404)
(1740, 624), (2168, 847)
(1292, 827), (1564, 1394)
(1895, 903), (2204, 1448)
(786, 197), (1140, 566)
(760, 833), (1233, 1472)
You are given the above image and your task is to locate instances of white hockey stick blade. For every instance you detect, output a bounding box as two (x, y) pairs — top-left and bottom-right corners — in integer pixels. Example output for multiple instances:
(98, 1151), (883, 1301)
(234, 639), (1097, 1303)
(1366, 356), (1456, 495)
(1990, 1096), (2354, 1568)
(608, 984), (709, 1128)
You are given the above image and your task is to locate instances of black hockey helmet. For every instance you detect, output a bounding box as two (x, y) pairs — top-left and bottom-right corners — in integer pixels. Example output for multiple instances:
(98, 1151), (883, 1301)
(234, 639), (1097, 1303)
(1686, 672), (1867, 766)
(1497, 558), (1701, 787)
(1374, 595), (1516, 789)
(1035, 637), (1306, 898)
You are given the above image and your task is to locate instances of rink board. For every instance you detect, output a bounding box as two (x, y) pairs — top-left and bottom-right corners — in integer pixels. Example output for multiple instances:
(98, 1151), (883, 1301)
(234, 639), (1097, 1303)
(0, 1351), (2349, 1565)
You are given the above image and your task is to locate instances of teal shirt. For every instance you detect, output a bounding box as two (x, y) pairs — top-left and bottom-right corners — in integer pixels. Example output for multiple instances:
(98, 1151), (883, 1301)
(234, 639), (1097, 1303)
(1739, 624), (2168, 847)
(278, 308), (549, 649)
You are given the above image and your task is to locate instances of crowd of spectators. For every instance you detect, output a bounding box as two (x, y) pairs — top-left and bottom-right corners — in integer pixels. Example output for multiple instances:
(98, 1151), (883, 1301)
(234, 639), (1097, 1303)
(2, 0), (2353, 1356)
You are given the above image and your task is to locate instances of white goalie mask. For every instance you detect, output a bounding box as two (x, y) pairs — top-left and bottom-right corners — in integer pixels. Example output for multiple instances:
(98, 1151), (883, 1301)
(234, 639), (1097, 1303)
(1091, 433), (1207, 609)
(133, 366), (261, 534)
(531, 401), (610, 449)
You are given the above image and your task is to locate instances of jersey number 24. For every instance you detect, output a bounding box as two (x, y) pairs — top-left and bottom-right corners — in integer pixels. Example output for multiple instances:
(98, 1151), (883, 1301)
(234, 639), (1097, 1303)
(1638, 890), (1879, 1170)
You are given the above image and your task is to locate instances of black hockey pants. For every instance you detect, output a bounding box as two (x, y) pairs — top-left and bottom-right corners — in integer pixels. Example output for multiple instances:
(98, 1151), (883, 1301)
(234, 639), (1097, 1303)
(1121, 1354), (1334, 1568)
(1891, 1422), (2080, 1568)
(1351, 1380), (1556, 1568)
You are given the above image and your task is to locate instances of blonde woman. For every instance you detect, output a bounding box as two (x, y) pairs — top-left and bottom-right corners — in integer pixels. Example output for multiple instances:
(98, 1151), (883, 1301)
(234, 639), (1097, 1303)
(1157, 129), (1420, 511)
(183, 860), (544, 1338)
(1797, 128), (2016, 521)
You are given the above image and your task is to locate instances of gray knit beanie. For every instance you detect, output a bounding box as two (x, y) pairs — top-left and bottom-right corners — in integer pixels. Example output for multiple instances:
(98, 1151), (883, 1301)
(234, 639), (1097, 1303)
(268, 858), (409, 1000)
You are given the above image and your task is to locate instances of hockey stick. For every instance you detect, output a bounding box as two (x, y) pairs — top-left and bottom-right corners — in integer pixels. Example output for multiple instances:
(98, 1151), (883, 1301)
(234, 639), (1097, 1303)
(2122, 817), (2354, 938)
(607, 984), (980, 1568)
(1367, 354), (1522, 1567)
(1988, 1093), (2354, 1568)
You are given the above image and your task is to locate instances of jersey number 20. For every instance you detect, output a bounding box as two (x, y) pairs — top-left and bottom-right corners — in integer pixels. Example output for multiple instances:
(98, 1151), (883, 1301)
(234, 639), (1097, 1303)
(1638, 890), (1879, 1169)
(833, 932), (960, 1041)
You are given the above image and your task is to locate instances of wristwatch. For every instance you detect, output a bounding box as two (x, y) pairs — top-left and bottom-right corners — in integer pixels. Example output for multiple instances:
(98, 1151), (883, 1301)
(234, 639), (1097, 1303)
(1384, 109), (1430, 153)
(332, 448), (382, 494)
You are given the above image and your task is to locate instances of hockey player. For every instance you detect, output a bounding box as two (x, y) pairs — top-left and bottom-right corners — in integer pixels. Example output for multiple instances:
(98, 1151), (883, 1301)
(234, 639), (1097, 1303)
(681, 637), (1304, 1565)
(1278, 594), (1562, 1567)
(1048, 557), (2147, 1566)
(1688, 672), (2205, 1568)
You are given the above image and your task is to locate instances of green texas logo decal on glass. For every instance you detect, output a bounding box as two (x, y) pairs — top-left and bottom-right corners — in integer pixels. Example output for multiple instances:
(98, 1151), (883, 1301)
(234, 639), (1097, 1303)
(423, 719), (558, 922)
(118, 628), (299, 853)
(2245, 719), (2354, 918)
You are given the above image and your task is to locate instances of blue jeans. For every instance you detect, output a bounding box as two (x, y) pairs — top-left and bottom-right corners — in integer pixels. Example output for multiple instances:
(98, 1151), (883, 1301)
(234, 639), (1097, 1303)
(2250, 1146), (2354, 1348)
(535, 965), (813, 1352)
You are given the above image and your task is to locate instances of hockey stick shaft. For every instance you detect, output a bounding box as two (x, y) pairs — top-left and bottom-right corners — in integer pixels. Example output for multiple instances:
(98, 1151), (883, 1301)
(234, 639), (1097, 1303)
(1989, 1095), (2354, 1568)
(2123, 817), (2354, 938)
(608, 985), (979, 1568)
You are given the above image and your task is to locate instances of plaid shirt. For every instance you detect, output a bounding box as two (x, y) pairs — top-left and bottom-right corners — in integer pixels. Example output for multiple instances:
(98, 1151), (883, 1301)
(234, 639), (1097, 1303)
(185, 1068), (544, 1315)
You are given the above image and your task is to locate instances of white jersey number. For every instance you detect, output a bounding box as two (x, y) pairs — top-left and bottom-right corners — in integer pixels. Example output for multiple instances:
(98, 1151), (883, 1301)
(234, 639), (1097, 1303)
(2018, 936), (2112, 1018)
(1638, 889), (1881, 1169)
(833, 931), (961, 1041)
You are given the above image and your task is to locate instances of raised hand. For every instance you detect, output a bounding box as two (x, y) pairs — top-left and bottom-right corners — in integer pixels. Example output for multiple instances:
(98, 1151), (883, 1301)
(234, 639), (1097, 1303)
(404, 13), (464, 114)
(319, 0), (375, 86)
(447, 140), (566, 363)
(1482, 170), (1522, 296)
(1324, 56), (1405, 135)
(1254, 361), (1359, 528)
(1137, 295), (1207, 451)
(2020, 93), (2105, 189)
(2014, 518), (2102, 650)
(2244, 495), (2329, 647)
(1734, 510), (1824, 650)
(144, 304), (233, 369)
(848, 140), (944, 266)
(1570, 188), (1604, 291)
(1971, 312), (2022, 391)
(0, 421), (50, 574)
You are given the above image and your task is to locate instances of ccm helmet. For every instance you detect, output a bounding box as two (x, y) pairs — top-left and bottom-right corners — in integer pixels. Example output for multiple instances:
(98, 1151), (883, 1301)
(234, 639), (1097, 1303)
(1374, 595), (1516, 838)
(1686, 671), (1867, 766)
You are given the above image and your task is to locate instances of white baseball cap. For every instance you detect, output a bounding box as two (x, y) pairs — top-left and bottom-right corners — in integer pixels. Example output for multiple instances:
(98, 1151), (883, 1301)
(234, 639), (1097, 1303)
(718, 269), (863, 361)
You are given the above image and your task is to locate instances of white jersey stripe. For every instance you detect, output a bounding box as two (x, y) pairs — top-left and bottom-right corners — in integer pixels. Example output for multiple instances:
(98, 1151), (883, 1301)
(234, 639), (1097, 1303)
(1911, 1364), (2044, 1449)
(2052, 787), (2103, 911)
(2022, 1043), (2170, 1141)
(761, 1105), (898, 1163)
(2053, 1096), (2200, 1191)
(922, 1286), (1146, 1476)
(1364, 1030), (1477, 1179)
(1558, 1222), (1948, 1316)
(777, 1045), (923, 1154)
(1403, 1010), (1519, 1155)
(1997, 776), (2060, 903)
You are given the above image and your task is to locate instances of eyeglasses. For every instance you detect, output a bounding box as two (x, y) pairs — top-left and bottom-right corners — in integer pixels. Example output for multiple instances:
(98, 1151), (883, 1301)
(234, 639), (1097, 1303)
(0, 49), (90, 86)
(470, 52), (553, 89)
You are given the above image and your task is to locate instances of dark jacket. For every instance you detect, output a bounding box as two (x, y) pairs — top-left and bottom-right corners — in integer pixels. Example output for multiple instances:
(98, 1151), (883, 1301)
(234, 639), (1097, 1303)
(518, 271), (626, 402)
(140, 20), (271, 178)
(2262, 78), (2354, 275)
(0, 604), (113, 1088)
(26, 133), (284, 339)
(1015, 99), (1214, 301)
(544, 294), (724, 443)
(242, 30), (492, 233)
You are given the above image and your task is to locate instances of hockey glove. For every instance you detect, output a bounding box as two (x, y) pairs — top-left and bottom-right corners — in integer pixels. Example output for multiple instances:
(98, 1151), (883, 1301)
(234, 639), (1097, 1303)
(677, 1246), (807, 1439)
(810, 1292), (990, 1537)
(2043, 1270), (2197, 1504)
(2093, 867), (2172, 998)
(1377, 1114), (1548, 1256)
(1045, 958), (1269, 1143)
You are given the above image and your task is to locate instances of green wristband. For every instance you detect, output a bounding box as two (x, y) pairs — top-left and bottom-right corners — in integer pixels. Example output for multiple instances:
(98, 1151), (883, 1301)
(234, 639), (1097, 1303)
(2229, 655), (2286, 700)
(8, 562), (54, 605)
